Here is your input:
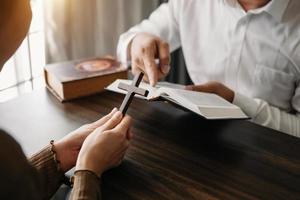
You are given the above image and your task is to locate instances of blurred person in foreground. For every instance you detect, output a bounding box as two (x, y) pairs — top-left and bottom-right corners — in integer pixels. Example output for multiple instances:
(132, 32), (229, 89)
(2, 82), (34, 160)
(0, 0), (132, 199)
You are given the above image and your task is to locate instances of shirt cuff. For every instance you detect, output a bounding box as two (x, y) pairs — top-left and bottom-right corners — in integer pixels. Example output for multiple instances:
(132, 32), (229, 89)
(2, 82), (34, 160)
(69, 170), (101, 200)
(232, 92), (260, 119)
(29, 144), (66, 198)
(117, 32), (139, 64)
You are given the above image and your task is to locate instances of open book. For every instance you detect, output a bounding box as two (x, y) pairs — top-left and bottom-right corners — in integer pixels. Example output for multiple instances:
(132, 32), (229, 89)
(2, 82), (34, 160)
(106, 79), (248, 120)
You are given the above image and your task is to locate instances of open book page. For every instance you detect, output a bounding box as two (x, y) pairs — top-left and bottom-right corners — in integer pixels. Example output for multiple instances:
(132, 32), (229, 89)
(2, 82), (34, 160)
(157, 88), (248, 119)
(158, 88), (235, 108)
(106, 79), (248, 119)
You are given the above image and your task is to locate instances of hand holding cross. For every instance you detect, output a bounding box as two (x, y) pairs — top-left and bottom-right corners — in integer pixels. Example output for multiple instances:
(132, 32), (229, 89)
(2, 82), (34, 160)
(118, 72), (149, 115)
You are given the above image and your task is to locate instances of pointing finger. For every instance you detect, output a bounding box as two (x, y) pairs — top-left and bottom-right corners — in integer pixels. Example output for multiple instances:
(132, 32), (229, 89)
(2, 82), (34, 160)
(158, 42), (170, 75)
(143, 50), (158, 86)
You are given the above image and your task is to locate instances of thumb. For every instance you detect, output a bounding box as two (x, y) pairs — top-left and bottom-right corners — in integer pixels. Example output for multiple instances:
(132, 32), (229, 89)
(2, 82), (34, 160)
(143, 55), (158, 86)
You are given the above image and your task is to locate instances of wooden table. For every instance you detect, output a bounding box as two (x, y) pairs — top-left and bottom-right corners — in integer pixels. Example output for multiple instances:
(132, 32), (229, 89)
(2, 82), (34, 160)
(0, 88), (299, 200)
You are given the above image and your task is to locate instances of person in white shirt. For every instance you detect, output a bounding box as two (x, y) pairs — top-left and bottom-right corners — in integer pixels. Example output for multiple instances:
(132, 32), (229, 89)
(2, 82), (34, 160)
(117, 0), (300, 137)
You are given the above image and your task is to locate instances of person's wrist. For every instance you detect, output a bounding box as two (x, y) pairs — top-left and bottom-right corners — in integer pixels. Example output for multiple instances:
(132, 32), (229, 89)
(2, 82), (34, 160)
(53, 141), (71, 172)
(75, 155), (104, 177)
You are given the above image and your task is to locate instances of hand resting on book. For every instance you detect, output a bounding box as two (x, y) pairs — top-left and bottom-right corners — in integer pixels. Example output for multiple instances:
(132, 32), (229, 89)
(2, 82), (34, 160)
(185, 81), (235, 103)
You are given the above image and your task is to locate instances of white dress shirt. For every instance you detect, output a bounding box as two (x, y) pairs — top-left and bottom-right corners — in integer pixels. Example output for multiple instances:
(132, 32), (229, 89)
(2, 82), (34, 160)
(117, 0), (300, 137)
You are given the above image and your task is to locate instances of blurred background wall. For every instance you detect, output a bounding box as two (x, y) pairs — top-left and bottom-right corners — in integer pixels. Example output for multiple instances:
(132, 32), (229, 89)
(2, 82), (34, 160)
(44, 0), (160, 63)
(44, 0), (191, 84)
(0, 0), (191, 102)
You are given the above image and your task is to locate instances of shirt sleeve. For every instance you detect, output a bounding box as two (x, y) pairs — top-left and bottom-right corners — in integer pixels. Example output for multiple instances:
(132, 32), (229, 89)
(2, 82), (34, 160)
(29, 144), (66, 200)
(0, 131), (64, 200)
(69, 170), (101, 200)
(117, 0), (182, 63)
(233, 92), (300, 138)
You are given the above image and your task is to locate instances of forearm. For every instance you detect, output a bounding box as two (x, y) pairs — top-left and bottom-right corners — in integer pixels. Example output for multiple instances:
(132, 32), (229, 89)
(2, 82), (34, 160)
(29, 142), (66, 200)
(233, 93), (300, 137)
(69, 170), (101, 200)
(117, 1), (181, 62)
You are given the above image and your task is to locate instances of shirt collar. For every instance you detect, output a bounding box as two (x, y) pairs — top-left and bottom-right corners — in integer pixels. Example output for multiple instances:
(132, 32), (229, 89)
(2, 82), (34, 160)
(227, 0), (290, 23)
(263, 0), (290, 22)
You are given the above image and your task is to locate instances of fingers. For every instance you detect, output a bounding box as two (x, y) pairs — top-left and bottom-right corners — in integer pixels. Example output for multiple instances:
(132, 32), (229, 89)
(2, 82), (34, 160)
(132, 55), (152, 83)
(92, 108), (118, 127)
(132, 61), (142, 75)
(130, 33), (171, 86)
(185, 83), (216, 93)
(132, 63), (150, 82)
(158, 42), (170, 75)
(143, 74), (150, 83)
(97, 111), (123, 132)
(185, 82), (234, 102)
(113, 116), (132, 134)
(185, 85), (194, 91)
(143, 51), (158, 86)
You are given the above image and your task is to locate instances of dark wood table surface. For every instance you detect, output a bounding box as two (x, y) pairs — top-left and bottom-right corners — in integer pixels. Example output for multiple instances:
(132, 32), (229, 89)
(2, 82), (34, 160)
(0, 88), (299, 200)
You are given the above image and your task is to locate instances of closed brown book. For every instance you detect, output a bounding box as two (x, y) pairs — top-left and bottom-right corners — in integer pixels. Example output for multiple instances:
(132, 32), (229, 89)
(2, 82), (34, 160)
(44, 57), (128, 102)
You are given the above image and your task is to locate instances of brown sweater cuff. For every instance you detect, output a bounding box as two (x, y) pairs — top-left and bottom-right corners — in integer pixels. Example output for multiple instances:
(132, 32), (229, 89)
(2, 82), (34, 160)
(29, 144), (65, 199)
(69, 170), (102, 200)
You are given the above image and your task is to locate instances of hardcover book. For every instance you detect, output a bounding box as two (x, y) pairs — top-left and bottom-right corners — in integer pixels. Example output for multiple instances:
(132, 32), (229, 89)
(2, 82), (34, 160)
(44, 57), (128, 102)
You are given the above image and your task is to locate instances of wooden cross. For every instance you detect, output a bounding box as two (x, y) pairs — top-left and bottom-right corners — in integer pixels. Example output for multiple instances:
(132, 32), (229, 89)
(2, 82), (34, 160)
(118, 72), (149, 115)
